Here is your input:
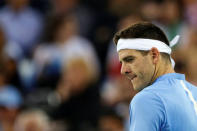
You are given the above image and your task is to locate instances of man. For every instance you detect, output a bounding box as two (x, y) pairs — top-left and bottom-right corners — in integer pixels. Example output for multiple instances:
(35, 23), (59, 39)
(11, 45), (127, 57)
(0, 0), (43, 56)
(113, 22), (197, 131)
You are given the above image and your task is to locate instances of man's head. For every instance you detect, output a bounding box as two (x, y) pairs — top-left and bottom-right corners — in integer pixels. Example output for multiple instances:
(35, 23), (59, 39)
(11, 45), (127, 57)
(113, 22), (172, 91)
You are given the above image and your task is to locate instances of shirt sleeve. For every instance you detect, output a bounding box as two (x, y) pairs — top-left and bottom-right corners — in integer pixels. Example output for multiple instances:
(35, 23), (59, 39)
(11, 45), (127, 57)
(129, 91), (166, 131)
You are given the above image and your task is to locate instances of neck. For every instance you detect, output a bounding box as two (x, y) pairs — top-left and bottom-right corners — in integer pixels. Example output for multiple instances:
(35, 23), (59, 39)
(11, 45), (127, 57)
(151, 61), (175, 84)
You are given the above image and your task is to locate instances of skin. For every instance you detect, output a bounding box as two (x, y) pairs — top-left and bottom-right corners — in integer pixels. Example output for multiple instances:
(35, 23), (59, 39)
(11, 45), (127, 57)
(7, 0), (29, 12)
(118, 48), (175, 92)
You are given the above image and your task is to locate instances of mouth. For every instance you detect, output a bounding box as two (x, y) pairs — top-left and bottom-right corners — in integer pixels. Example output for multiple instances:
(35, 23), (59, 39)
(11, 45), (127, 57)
(127, 75), (137, 81)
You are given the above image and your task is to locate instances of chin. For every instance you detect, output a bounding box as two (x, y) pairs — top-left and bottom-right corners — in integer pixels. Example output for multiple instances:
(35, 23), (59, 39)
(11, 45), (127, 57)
(133, 85), (139, 91)
(133, 84), (144, 92)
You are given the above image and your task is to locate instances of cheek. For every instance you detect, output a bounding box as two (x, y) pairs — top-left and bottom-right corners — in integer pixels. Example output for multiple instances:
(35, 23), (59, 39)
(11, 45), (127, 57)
(140, 60), (154, 81)
(134, 59), (154, 82)
(132, 59), (146, 74)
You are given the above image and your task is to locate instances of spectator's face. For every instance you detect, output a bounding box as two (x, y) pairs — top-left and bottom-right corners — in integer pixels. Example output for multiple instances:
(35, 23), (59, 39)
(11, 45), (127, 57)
(52, 0), (78, 15)
(66, 66), (84, 85)
(140, 2), (161, 20)
(118, 49), (155, 91)
(7, 0), (29, 11)
(64, 61), (90, 93)
(55, 17), (77, 43)
(161, 1), (180, 24)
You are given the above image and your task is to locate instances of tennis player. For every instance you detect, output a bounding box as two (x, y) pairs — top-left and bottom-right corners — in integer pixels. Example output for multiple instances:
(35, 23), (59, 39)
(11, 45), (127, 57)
(113, 22), (197, 131)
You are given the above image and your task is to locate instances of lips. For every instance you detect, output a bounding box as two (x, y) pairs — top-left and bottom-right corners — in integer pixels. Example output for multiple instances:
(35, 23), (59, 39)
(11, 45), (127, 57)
(127, 75), (137, 81)
(131, 75), (137, 81)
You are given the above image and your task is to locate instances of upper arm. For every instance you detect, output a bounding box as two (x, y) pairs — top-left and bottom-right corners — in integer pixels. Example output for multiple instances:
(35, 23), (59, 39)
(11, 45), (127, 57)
(129, 91), (166, 131)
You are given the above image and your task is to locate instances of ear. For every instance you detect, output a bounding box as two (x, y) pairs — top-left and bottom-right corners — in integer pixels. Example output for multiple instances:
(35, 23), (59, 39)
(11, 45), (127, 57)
(150, 47), (160, 64)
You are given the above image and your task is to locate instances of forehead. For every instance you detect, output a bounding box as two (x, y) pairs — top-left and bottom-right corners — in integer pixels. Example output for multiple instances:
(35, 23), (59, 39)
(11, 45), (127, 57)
(118, 49), (142, 60)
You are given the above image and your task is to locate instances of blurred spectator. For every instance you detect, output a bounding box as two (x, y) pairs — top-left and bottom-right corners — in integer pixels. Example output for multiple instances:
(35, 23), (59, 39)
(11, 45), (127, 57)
(139, 0), (162, 21)
(172, 29), (197, 86)
(21, 15), (101, 131)
(26, 13), (101, 129)
(98, 107), (124, 131)
(14, 109), (50, 131)
(107, 0), (139, 17)
(0, 0), (43, 57)
(48, 57), (100, 131)
(184, 30), (197, 84)
(0, 25), (23, 62)
(0, 26), (23, 93)
(50, 0), (79, 16)
(0, 70), (22, 131)
(183, 0), (197, 27)
(34, 14), (100, 88)
(49, 0), (94, 38)
(160, 0), (183, 26)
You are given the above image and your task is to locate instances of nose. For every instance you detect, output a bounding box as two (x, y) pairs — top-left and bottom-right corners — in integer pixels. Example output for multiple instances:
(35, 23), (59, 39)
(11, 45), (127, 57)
(121, 63), (131, 75)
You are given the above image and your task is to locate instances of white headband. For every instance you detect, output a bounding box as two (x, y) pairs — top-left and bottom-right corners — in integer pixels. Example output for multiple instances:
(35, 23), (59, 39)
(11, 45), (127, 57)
(117, 35), (180, 67)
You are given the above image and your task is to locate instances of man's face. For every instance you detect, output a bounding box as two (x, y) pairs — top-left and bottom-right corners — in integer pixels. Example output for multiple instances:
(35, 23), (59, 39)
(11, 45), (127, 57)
(118, 49), (155, 91)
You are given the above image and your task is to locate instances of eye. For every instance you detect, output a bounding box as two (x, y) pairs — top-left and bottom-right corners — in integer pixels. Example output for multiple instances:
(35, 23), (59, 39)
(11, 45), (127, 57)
(121, 56), (135, 64)
(125, 57), (134, 63)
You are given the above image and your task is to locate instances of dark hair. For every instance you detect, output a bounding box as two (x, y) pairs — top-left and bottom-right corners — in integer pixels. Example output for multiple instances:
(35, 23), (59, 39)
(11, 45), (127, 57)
(113, 21), (170, 60)
(41, 14), (77, 43)
(113, 22), (169, 45)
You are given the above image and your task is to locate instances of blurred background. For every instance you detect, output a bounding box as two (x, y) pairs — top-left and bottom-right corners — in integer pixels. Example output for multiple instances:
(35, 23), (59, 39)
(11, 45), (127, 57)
(0, 0), (196, 130)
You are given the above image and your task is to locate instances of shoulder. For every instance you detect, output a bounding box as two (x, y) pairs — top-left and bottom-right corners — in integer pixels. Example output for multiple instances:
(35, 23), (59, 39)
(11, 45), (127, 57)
(131, 90), (163, 108)
(131, 80), (173, 111)
(130, 90), (166, 118)
(130, 91), (167, 130)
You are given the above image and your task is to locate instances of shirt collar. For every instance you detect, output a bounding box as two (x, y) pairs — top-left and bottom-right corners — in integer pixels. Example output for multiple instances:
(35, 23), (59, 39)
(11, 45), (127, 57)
(154, 73), (185, 83)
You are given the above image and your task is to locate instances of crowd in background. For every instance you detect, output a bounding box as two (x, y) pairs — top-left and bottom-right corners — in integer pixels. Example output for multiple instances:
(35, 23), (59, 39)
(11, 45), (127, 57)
(0, 0), (197, 131)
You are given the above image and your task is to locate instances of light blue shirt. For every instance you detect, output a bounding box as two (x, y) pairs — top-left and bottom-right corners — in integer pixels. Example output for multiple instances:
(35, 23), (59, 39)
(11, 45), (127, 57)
(0, 6), (43, 53)
(130, 73), (197, 131)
